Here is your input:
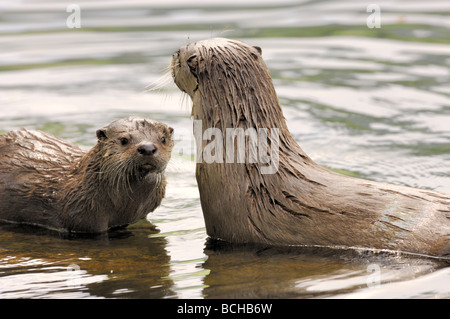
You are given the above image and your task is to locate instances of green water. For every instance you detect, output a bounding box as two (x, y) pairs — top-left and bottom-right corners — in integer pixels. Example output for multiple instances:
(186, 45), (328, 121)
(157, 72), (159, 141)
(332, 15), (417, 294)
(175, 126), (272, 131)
(0, 0), (449, 298)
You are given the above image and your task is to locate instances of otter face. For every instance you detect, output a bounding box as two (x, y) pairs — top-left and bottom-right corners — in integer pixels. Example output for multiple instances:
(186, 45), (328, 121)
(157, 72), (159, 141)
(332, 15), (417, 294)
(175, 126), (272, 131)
(171, 37), (264, 100)
(171, 45), (199, 98)
(96, 117), (174, 180)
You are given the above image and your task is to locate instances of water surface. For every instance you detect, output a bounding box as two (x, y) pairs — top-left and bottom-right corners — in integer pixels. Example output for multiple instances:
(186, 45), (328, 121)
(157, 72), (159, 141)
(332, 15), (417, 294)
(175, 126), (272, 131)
(0, 0), (449, 298)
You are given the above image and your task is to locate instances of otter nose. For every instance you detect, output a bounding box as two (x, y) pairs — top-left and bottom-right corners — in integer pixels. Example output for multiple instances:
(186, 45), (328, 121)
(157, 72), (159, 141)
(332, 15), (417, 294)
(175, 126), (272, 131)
(137, 144), (157, 156)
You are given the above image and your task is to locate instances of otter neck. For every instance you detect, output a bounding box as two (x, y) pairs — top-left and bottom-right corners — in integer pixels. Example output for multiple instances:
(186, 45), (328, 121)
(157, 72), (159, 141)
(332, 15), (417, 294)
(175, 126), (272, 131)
(193, 75), (312, 162)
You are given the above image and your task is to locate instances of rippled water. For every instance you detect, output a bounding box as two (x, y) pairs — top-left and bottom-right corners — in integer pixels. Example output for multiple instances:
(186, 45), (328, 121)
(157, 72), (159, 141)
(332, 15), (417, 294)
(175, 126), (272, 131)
(0, 0), (449, 299)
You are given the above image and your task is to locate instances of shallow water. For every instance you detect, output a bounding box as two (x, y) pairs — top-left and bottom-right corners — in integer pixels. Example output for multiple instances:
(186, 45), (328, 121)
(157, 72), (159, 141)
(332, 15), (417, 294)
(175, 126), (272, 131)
(0, 0), (449, 299)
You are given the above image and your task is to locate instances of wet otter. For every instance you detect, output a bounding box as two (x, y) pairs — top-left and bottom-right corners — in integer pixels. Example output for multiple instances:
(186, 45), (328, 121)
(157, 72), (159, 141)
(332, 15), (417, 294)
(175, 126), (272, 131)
(0, 117), (174, 233)
(172, 37), (450, 257)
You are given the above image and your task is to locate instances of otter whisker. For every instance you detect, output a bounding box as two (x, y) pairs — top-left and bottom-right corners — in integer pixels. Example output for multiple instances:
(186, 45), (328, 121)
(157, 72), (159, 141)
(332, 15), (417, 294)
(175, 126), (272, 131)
(145, 68), (174, 93)
(124, 158), (136, 195)
(179, 91), (192, 114)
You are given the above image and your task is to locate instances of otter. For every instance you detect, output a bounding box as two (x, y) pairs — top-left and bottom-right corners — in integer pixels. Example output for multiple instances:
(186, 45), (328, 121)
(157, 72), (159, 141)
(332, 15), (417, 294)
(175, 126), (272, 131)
(0, 117), (174, 233)
(171, 37), (449, 257)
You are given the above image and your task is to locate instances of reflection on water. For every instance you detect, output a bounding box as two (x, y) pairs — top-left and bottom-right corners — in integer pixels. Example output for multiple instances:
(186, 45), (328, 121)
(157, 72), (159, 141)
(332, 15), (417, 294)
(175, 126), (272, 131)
(202, 241), (449, 299)
(0, 221), (174, 298)
(0, 0), (449, 298)
(1, 223), (448, 299)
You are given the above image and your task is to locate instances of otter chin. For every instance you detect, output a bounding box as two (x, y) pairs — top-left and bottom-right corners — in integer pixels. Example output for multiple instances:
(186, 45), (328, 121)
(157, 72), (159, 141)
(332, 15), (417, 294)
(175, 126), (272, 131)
(0, 117), (174, 233)
(172, 37), (450, 257)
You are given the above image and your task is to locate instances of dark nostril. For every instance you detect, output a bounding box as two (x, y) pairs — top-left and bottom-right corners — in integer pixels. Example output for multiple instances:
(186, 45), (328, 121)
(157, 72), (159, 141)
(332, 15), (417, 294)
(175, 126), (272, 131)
(137, 144), (157, 156)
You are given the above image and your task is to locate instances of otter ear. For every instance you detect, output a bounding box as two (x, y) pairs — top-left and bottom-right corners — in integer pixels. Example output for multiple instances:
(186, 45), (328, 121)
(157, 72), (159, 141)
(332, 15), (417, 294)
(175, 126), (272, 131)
(96, 128), (107, 141)
(253, 46), (262, 56)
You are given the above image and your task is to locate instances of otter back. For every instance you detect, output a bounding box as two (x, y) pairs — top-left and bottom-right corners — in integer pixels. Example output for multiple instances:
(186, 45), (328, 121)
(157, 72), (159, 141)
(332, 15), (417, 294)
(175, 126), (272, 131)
(0, 129), (85, 229)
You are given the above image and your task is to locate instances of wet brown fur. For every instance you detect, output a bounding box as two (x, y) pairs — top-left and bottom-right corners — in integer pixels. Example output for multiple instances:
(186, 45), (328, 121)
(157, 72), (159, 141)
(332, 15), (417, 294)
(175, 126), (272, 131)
(0, 117), (174, 233)
(172, 38), (449, 257)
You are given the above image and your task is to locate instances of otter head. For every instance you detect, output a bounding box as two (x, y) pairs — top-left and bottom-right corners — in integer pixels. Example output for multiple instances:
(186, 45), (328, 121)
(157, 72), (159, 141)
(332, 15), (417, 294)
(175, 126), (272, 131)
(95, 117), (174, 184)
(171, 38), (263, 98)
(171, 38), (283, 130)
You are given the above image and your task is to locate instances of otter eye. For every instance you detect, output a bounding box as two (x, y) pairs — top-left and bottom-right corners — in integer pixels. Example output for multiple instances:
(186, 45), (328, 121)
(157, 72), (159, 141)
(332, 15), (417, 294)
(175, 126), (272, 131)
(120, 137), (129, 146)
(161, 136), (166, 144)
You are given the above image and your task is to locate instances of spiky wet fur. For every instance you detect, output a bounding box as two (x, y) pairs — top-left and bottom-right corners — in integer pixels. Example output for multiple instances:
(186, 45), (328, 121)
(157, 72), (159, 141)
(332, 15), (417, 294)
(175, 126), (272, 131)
(172, 38), (450, 257)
